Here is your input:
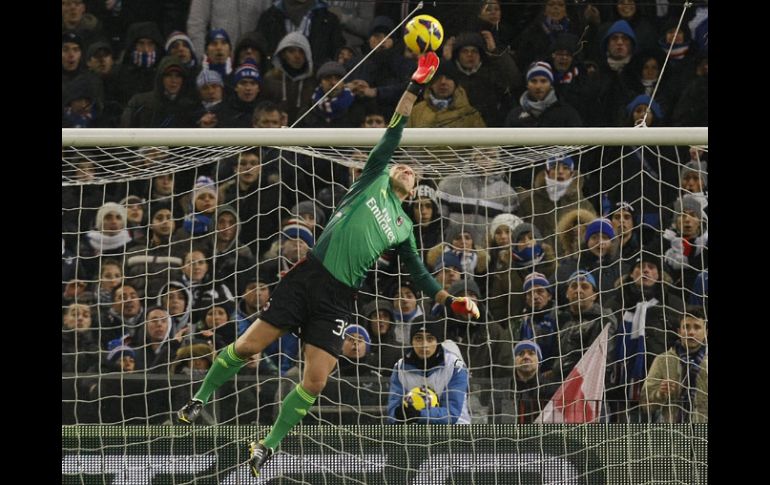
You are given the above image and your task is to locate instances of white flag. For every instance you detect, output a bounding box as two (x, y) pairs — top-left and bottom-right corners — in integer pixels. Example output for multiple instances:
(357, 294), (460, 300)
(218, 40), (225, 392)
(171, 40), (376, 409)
(535, 324), (610, 423)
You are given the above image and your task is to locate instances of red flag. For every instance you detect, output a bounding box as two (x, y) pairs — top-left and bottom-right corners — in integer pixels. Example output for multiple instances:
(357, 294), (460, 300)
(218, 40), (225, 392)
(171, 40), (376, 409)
(535, 324), (611, 423)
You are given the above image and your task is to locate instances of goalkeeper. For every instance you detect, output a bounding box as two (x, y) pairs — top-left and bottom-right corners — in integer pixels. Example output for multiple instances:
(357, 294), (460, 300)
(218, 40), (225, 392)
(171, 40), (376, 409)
(388, 320), (471, 424)
(176, 51), (480, 477)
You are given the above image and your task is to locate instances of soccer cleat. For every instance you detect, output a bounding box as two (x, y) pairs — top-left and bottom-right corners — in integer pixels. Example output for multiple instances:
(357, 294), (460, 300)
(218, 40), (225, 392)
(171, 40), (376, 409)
(176, 399), (203, 424)
(248, 441), (274, 477)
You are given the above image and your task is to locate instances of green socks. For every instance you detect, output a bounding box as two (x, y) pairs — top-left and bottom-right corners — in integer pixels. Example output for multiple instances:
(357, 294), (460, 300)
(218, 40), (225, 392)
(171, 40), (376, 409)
(193, 343), (248, 404)
(262, 384), (317, 450)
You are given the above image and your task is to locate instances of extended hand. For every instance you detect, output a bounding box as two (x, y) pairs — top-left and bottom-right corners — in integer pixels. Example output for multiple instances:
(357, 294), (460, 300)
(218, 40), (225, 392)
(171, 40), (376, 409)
(448, 296), (481, 319)
(412, 51), (439, 85)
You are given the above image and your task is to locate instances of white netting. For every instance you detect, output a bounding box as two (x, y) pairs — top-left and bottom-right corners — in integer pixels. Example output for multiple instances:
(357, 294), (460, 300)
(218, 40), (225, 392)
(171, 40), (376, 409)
(62, 128), (707, 484)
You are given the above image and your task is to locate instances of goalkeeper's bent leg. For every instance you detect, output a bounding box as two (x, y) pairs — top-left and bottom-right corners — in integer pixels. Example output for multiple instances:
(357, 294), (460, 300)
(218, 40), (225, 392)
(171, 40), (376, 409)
(261, 383), (317, 450)
(193, 343), (248, 404)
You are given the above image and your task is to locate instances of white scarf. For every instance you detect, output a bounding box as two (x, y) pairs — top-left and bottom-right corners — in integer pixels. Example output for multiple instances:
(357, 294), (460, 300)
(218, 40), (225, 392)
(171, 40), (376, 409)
(544, 176), (572, 202)
(87, 230), (131, 253)
(623, 298), (659, 339)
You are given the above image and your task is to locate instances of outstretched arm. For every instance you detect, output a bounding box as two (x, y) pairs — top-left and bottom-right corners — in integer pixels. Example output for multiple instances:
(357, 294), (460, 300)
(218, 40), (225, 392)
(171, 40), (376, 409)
(360, 52), (441, 178)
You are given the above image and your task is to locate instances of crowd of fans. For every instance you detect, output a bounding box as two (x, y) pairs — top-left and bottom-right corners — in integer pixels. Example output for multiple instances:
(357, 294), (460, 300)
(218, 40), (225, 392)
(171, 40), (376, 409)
(62, 0), (708, 425)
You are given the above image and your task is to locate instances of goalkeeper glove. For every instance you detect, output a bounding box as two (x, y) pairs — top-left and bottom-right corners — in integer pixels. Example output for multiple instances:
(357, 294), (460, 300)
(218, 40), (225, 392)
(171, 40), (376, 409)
(406, 51), (439, 95)
(444, 295), (481, 319)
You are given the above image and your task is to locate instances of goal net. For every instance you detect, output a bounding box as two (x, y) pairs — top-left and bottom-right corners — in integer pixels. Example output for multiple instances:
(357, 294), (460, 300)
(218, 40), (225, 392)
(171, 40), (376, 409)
(62, 127), (707, 484)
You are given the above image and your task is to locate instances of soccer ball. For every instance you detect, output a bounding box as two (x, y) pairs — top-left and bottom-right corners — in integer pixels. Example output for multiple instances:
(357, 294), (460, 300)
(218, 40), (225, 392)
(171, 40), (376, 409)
(403, 386), (439, 411)
(403, 15), (444, 55)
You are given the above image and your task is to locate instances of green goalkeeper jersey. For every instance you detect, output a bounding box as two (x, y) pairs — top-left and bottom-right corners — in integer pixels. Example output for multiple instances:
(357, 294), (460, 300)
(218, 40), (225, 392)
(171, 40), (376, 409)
(312, 114), (442, 297)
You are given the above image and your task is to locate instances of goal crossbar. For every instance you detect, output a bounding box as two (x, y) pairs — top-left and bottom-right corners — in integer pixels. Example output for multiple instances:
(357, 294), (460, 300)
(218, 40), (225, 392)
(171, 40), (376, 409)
(62, 127), (707, 147)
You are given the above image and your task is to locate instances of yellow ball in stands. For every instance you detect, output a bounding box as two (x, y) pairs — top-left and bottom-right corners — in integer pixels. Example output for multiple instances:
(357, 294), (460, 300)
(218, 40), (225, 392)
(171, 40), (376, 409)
(403, 386), (439, 411)
(403, 15), (444, 55)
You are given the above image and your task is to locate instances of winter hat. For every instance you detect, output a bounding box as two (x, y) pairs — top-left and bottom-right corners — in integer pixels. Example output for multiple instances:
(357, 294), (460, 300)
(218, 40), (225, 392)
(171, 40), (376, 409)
(106, 335), (135, 362)
(281, 218), (315, 247)
(489, 213), (523, 240)
(549, 32), (580, 56)
(681, 160), (707, 189)
(344, 324), (371, 353)
(452, 31), (486, 59)
(511, 222), (542, 244)
(165, 31), (194, 53)
(545, 154), (574, 171)
(412, 184), (438, 205)
(86, 40), (112, 60)
(514, 340), (543, 361)
(526, 61), (553, 83)
(316, 60), (346, 81)
(362, 299), (395, 320)
(197, 288), (235, 322)
(369, 15), (395, 37)
(625, 94), (664, 120)
(584, 217), (615, 242)
(633, 245), (662, 274)
(62, 31), (83, 49)
(568, 270), (597, 290)
(172, 343), (214, 372)
(410, 320), (446, 342)
(448, 279), (482, 298)
(107, 344), (136, 363)
(613, 201), (635, 215)
(433, 251), (463, 273)
(95, 202), (127, 231)
(206, 28), (231, 47)
(196, 69), (224, 88)
(291, 200), (327, 227)
(673, 194), (705, 218)
(522, 272), (551, 293)
(234, 59), (261, 83)
(192, 175), (218, 201)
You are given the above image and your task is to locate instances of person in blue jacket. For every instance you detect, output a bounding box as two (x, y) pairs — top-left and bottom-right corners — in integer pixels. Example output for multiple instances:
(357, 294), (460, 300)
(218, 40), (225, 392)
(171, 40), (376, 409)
(388, 320), (471, 424)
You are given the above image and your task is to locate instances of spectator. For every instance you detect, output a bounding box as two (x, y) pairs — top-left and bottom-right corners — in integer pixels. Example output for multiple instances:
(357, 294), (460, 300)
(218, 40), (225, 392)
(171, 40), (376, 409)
(444, 279), (513, 381)
(62, 303), (100, 374)
(257, 0), (345, 67)
(170, 343), (215, 377)
(164, 31), (199, 73)
(211, 205), (256, 293)
(195, 296), (237, 351)
(81, 202), (132, 277)
(361, 299), (403, 375)
(514, 0), (586, 70)
(300, 61), (363, 128)
(489, 222), (556, 322)
(426, 224), (489, 282)
(468, 0), (515, 52)
(641, 307), (707, 423)
(136, 306), (180, 372)
(121, 56), (197, 128)
(512, 273), (559, 371)
(262, 32), (315, 125)
(504, 340), (558, 423)
(233, 31), (272, 78)
(407, 63), (486, 128)
(609, 201), (640, 262)
(62, 0), (104, 50)
(114, 21), (165, 106)
(553, 270), (617, 380)
(548, 33), (601, 126)
(406, 185), (445, 259)
(201, 29), (234, 83)
(99, 283), (145, 346)
(442, 30), (521, 127)
(156, 281), (193, 337)
(595, 19), (638, 125)
(391, 278), (428, 343)
(219, 59), (265, 127)
(505, 61), (582, 128)
(606, 248), (685, 421)
(193, 69), (225, 127)
(62, 32), (86, 87)
(663, 195), (708, 289)
(388, 321), (471, 424)
(186, 0), (269, 64)
(517, 155), (595, 257)
(175, 176), (218, 242)
(487, 213), (523, 270)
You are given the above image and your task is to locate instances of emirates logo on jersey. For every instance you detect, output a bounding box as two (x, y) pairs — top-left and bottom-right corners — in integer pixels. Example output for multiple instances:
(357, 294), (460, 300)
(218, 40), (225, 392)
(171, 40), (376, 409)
(396, 216), (404, 226)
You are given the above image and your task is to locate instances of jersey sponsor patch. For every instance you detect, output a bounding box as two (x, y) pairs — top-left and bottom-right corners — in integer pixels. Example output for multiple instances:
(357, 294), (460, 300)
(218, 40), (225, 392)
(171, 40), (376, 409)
(396, 216), (404, 226)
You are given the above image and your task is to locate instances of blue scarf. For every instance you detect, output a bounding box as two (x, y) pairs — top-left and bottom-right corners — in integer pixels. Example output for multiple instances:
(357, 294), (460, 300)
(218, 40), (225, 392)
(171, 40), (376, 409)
(132, 50), (157, 68)
(183, 212), (213, 236)
(613, 298), (658, 401)
(312, 86), (354, 122)
(64, 105), (95, 128)
(519, 307), (558, 361)
(511, 244), (544, 268)
(674, 341), (706, 423)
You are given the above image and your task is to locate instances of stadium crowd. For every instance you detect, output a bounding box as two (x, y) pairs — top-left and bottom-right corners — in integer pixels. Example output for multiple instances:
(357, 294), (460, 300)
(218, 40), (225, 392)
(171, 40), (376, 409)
(62, 0), (708, 425)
